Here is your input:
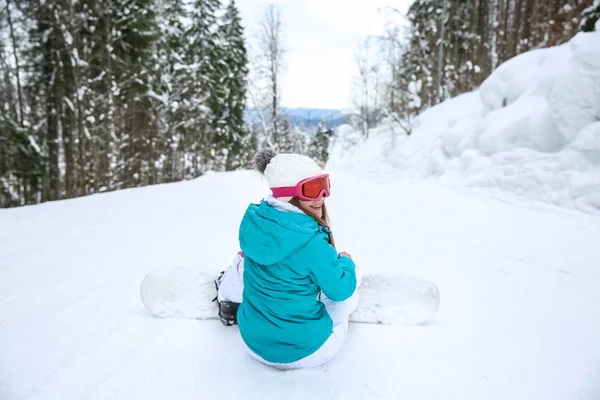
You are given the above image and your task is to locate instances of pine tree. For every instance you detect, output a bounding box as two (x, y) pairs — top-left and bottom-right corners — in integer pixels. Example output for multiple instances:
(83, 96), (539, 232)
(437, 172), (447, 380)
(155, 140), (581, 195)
(243, 122), (262, 166)
(377, 0), (592, 120)
(154, 0), (186, 182)
(218, 0), (249, 171)
(443, 1), (477, 96)
(276, 117), (294, 153)
(291, 126), (308, 155)
(580, 0), (600, 32)
(1, 0), (254, 208)
(58, 0), (79, 198)
(307, 120), (329, 168)
(405, 0), (440, 109)
(178, 0), (221, 176)
(79, 0), (116, 194)
(70, 0), (93, 196)
(1, 0), (42, 207)
(24, 0), (73, 201)
(110, 0), (160, 187)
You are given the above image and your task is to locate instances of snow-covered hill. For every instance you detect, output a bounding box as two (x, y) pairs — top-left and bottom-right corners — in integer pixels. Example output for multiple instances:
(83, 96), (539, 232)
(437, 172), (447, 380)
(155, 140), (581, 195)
(330, 26), (600, 212)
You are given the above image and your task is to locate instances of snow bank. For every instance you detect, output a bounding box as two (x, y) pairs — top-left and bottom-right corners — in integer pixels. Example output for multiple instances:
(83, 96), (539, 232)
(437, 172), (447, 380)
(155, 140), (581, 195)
(329, 29), (600, 211)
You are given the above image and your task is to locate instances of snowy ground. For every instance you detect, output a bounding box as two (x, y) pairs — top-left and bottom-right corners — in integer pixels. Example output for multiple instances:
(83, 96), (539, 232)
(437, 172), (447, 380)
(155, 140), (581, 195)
(2, 169), (600, 400)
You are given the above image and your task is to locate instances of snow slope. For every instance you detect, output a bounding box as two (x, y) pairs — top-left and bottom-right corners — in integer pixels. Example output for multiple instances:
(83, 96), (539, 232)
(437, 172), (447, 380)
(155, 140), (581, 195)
(330, 28), (600, 211)
(2, 170), (600, 400)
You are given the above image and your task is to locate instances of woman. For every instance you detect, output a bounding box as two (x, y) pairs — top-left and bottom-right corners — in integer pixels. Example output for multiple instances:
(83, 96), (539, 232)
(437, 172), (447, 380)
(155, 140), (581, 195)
(216, 148), (360, 369)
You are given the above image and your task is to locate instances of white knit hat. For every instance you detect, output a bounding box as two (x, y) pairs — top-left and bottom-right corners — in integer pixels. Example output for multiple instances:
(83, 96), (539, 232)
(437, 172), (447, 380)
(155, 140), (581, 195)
(254, 149), (324, 202)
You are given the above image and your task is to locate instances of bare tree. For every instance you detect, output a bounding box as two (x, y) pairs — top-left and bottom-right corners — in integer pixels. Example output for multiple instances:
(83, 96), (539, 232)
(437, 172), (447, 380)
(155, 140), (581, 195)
(377, 21), (415, 135)
(254, 4), (286, 149)
(352, 36), (389, 139)
(353, 38), (385, 138)
(355, 40), (371, 138)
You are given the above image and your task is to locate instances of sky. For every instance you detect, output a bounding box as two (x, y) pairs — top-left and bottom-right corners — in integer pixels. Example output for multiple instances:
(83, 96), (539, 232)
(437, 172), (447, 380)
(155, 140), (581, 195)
(236, 0), (412, 110)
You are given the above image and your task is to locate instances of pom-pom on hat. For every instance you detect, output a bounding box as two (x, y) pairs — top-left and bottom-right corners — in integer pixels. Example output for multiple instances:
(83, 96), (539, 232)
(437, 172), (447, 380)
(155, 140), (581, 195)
(253, 148), (324, 202)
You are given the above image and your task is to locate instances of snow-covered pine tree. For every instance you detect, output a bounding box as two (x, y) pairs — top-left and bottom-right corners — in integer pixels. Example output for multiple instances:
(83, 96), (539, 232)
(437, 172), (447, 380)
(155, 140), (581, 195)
(75, 0), (115, 194)
(1, 0), (25, 127)
(376, 0), (591, 121)
(57, 0), (79, 198)
(0, 0), (43, 207)
(580, 0), (600, 32)
(405, 0), (440, 110)
(271, 116), (305, 155)
(218, 0), (249, 171)
(153, 0), (186, 182)
(291, 126), (308, 155)
(68, 0), (95, 196)
(1, 0), (255, 208)
(24, 0), (75, 201)
(307, 120), (329, 168)
(179, 0), (221, 177)
(441, 0), (475, 97)
(109, 0), (160, 188)
(276, 116), (295, 153)
(235, 122), (259, 170)
(241, 121), (262, 167)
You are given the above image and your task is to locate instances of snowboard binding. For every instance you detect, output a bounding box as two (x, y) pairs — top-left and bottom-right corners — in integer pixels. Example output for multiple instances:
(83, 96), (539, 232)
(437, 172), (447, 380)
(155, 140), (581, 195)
(212, 271), (240, 326)
(217, 300), (240, 326)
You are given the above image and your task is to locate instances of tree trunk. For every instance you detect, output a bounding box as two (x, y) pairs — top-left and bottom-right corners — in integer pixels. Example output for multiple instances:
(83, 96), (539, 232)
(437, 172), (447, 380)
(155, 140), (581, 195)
(512, 0), (523, 57)
(477, 0), (489, 84)
(490, 0), (499, 70)
(6, 0), (24, 126)
(62, 9), (76, 198)
(272, 75), (278, 141)
(521, 0), (535, 51)
(76, 81), (87, 195)
(502, 0), (511, 62)
(62, 114), (75, 198)
(45, 24), (62, 202)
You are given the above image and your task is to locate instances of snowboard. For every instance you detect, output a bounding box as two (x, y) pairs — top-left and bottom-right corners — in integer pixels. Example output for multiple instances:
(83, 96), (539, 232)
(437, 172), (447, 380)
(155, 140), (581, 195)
(140, 267), (440, 326)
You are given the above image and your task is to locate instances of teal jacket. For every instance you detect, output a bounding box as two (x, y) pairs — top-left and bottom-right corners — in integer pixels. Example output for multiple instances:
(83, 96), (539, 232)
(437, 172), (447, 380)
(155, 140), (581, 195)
(237, 200), (357, 364)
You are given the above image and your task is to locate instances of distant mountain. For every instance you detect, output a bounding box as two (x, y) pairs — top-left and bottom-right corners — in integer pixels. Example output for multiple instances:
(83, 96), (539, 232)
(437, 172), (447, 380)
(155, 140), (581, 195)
(285, 108), (350, 128)
(244, 107), (350, 130)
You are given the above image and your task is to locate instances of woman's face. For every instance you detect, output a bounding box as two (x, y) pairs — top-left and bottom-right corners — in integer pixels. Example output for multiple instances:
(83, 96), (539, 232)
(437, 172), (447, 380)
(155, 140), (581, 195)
(299, 198), (325, 219)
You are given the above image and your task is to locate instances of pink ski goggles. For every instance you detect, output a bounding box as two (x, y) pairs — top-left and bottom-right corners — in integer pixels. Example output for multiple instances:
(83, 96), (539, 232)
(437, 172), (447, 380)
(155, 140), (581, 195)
(271, 174), (331, 201)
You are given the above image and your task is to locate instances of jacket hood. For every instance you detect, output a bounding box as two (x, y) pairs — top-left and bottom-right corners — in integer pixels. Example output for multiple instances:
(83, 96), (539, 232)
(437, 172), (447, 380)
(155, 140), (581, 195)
(239, 200), (319, 265)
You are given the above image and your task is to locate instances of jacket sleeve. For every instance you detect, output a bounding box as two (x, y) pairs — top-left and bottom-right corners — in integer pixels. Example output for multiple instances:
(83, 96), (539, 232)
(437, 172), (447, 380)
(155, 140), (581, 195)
(303, 234), (357, 302)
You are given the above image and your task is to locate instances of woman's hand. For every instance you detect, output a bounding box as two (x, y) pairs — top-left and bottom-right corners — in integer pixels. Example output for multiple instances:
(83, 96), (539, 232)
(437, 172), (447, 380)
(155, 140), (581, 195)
(339, 251), (352, 259)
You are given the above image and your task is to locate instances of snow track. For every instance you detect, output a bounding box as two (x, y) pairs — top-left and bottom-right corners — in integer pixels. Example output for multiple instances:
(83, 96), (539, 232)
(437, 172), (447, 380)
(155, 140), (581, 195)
(1, 170), (600, 400)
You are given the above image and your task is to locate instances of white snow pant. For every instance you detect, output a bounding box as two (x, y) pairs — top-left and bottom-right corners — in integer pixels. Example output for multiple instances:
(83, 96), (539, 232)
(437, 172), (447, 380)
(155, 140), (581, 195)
(218, 252), (361, 369)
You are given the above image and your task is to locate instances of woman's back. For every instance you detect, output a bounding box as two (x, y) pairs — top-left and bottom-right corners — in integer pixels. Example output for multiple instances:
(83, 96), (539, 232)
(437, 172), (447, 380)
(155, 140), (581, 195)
(237, 200), (356, 364)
